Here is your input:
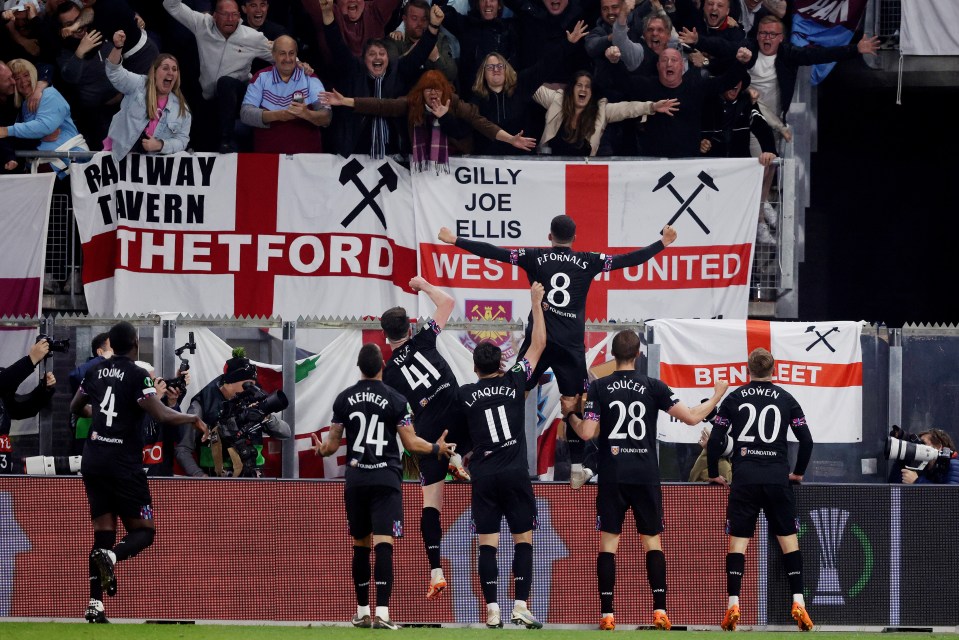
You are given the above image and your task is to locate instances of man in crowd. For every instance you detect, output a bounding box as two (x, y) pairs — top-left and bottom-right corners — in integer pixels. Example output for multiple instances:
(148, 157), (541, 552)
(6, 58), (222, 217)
(70, 321), (207, 624)
(706, 347), (814, 631)
(163, 0), (273, 151)
(616, 44), (752, 157)
(439, 216), (675, 489)
(55, 3), (121, 147)
(569, 330), (728, 630)
(242, 0), (290, 73)
(58, 0), (158, 74)
(240, 34), (330, 153)
(385, 0), (457, 83)
(380, 276), (469, 601)
(457, 283), (546, 629)
(313, 343), (455, 629)
(317, 0), (440, 157)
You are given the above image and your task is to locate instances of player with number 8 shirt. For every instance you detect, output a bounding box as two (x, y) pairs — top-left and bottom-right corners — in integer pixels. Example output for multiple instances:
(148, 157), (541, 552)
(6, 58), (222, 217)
(568, 330), (727, 630)
(439, 216), (677, 489)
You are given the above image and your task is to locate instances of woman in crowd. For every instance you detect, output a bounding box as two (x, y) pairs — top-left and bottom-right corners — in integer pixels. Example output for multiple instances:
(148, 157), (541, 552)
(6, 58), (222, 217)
(103, 30), (191, 160)
(321, 69), (535, 173)
(0, 58), (88, 177)
(533, 70), (679, 156)
(468, 20), (588, 155)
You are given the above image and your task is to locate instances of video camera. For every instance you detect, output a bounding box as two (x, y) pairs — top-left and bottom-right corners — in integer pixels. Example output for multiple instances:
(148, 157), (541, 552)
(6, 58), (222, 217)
(36, 334), (69, 358)
(217, 382), (289, 477)
(160, 332), (196, 397)
(886, 425), (955, 481)
(23, 455), (81, 475)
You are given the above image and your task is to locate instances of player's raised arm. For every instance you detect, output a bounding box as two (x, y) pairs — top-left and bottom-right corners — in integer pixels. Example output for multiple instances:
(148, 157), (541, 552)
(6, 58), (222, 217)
(568, 406), (599, 441)
(524, 282), (547, 371)
(438, 226), (514, 263)
(410, 276), (455, 330)
(667, 380), (729, 425)
(606, 224), (676, 271)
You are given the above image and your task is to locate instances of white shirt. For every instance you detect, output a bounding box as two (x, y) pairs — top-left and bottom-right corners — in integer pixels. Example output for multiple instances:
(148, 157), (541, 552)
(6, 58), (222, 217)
(749, 52), (780, 117)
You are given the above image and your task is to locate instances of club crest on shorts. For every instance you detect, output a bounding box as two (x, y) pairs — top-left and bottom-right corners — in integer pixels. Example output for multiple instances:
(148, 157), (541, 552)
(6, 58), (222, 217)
(741, 447), (748, 457)
(610, 446), (620, 456)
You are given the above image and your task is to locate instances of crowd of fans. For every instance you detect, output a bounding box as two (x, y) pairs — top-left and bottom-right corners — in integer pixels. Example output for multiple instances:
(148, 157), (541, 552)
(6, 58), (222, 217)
(0, 0), (879, 239)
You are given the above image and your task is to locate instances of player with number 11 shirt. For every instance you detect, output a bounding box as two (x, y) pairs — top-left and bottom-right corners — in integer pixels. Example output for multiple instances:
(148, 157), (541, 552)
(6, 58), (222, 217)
(457, 282), (548, 630)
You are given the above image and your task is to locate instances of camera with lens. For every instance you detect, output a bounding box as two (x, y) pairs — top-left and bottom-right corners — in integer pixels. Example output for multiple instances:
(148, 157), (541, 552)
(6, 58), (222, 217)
(36, 334), (70, 357)
(23, 455), (81, 475)
(886, 425), (955, 482)
(217, 382), (289, 477)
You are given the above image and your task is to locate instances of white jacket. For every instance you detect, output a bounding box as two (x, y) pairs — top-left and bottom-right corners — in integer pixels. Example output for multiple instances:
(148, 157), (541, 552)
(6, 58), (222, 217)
(532, 85), (655, 157)
(163, 0), (273, 100)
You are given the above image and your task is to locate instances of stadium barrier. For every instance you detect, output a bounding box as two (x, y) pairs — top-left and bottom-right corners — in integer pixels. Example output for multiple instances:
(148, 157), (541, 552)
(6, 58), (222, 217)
(0, 477), (955, 627)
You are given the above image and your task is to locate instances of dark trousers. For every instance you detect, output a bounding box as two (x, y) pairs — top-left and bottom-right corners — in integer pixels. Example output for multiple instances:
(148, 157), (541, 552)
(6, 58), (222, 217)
(216, 76), (249, 147)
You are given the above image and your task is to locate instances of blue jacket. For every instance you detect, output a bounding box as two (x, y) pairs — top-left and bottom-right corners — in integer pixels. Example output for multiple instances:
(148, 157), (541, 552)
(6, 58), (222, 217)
(917, 455), (959, 485)
(105, 60), (192, 160)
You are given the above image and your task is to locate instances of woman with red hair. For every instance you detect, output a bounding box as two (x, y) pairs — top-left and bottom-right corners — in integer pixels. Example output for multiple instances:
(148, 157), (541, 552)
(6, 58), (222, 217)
(321, 69), (535, 172)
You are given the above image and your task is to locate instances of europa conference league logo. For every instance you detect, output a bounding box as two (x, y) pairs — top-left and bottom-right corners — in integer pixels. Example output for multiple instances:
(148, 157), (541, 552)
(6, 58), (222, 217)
(800, 507), (874, 605)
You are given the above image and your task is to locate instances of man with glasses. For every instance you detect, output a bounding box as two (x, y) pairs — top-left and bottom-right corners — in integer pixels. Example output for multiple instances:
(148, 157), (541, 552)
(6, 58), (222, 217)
(163, 0), (274, 151)
(682, 14), (878, 230)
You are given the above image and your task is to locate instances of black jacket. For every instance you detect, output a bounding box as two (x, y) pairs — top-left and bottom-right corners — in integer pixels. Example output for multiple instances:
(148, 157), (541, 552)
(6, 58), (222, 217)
(323, 20), (437, 156)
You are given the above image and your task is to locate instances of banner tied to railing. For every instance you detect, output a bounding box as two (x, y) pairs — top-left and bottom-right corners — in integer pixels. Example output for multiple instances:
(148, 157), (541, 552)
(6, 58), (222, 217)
(649, 319), (864, 443)
(71, 154), (762, 321)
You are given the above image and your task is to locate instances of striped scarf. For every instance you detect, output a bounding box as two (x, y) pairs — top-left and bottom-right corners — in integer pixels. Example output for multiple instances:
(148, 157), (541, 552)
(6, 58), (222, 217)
(369, 74), (388, 159)
(411, 115), (449, 175)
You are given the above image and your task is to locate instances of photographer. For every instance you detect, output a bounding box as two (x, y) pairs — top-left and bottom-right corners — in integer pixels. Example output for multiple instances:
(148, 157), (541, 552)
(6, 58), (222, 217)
(68, 333), (112, 454)
(176, 349), (291, 478)
(0, 339), (56, 437)
(137, 361), (190, 477)
(898, 428), (959, 485)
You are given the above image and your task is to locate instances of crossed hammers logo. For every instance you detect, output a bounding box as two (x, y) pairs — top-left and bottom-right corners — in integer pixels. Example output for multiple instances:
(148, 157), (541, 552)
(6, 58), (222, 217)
(338, 158), (399, 230)
(805, 325), (840, 352)
(652, 171), (718, 235)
